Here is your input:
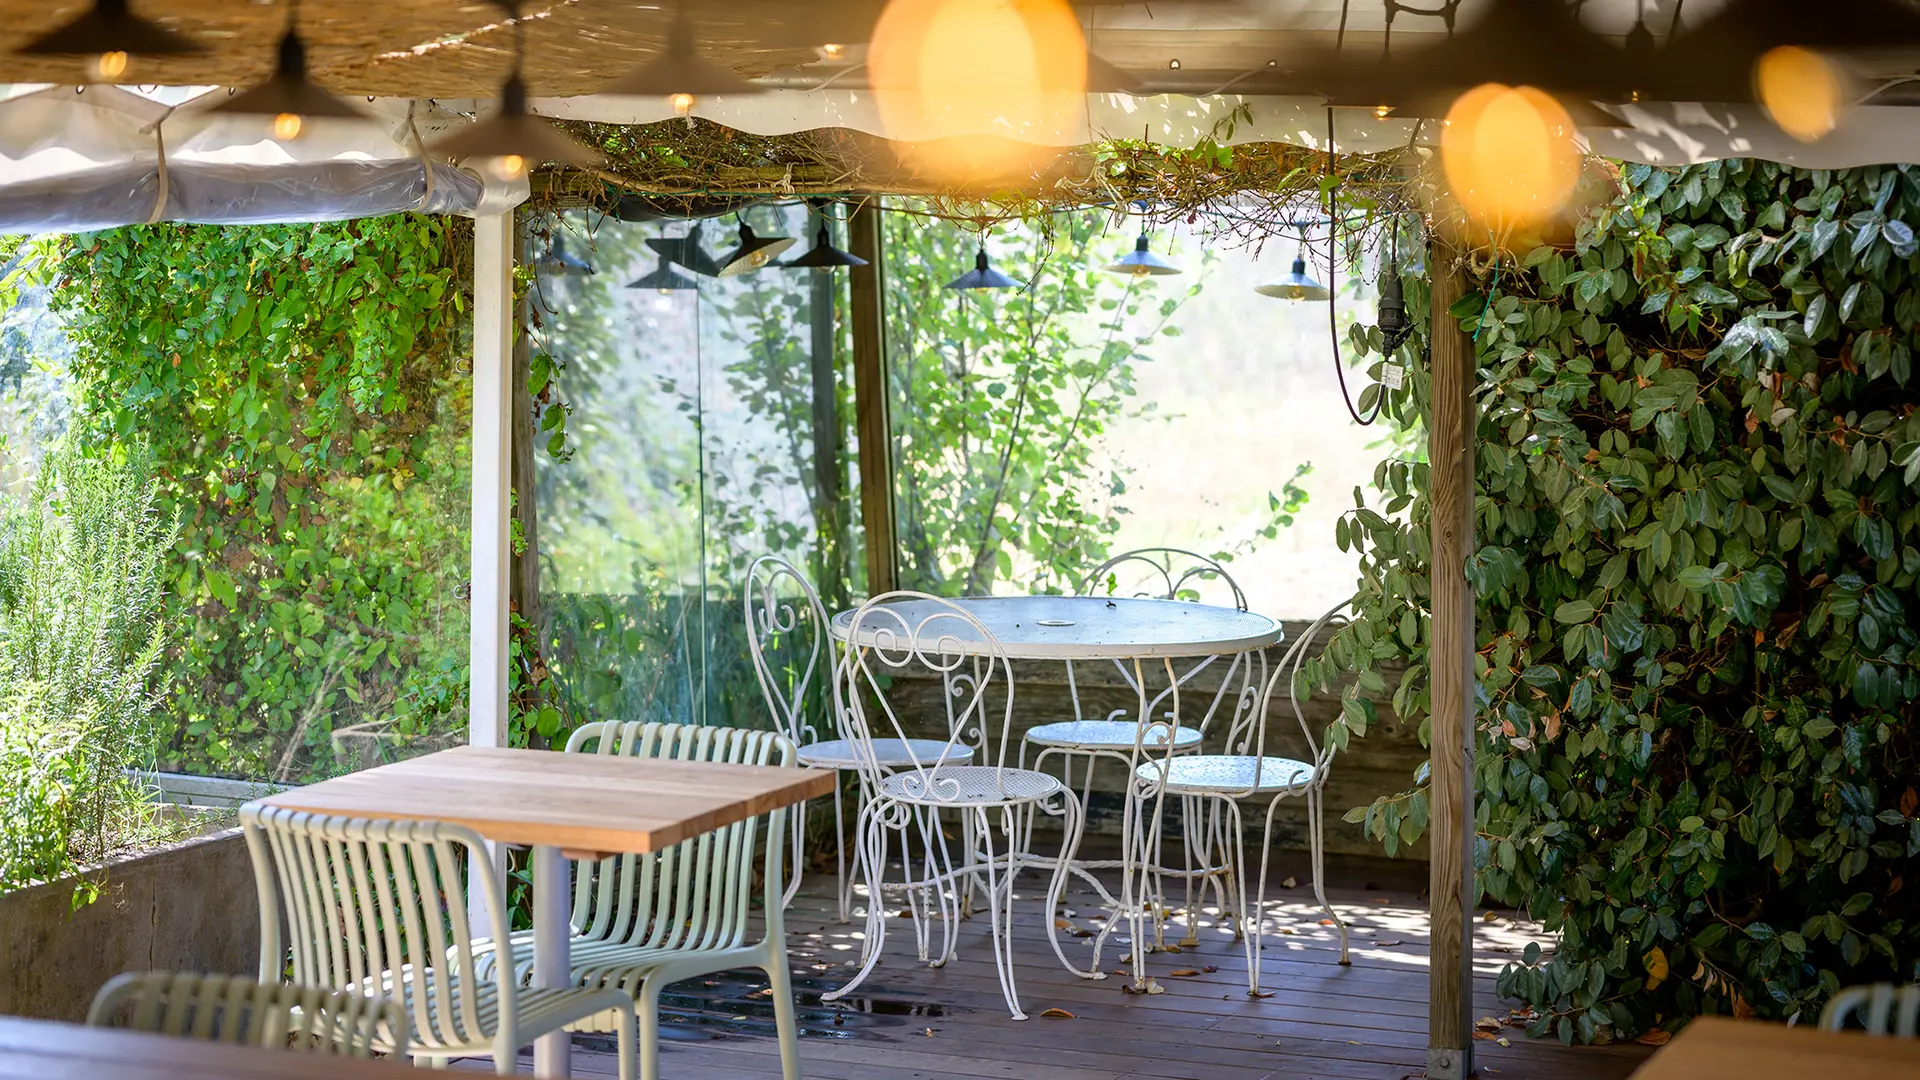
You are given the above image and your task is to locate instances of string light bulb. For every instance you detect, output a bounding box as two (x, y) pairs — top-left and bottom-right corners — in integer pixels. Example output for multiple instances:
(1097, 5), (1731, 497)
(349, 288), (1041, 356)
(1756, 46), (1844, 142)
(602, 4), (758, 118)
(94, 50), (129, 80)
(212, 2), (370, 145)
(869, 0), (1086, 183)
(426, 1), (602, 183)
(1440, 82), (1579, 228)
(491, 155), (528, 181)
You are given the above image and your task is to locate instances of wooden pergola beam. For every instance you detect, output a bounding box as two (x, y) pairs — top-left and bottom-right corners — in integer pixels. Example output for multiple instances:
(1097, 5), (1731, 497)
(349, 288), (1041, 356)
(848, 200), (899, 596)
(1426, 245), (1478, 1080)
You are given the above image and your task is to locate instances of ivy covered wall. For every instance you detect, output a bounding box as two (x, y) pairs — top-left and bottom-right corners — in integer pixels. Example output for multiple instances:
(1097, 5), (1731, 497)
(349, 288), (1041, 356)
(1321, 159), (1920, 1040)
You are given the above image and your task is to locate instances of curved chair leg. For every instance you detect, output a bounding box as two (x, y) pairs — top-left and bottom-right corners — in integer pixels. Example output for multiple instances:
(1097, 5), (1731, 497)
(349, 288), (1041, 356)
(823, 803), (892, 1003)
(1042, 792), (1104, 980)
(785, 796), (807, 910)
(1305, 785), (1350, 963)
(637, 983), (663, 1080)
(834, 771), (852, 923)
(1222, 796), (1263, 996)
(975, 804), (1027, 1020)
(764, 956), (801, 1080)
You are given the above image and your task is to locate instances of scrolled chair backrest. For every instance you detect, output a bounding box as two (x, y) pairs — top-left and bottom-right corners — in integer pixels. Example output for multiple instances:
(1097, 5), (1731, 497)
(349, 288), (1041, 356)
(1201, 599), (1353, 797)
(1071, 547), (1261, 737)
(86, 971), (408, 1057)
(835, 591), (1015, 801)
(562, 720), (794, 952)
(1079, 547), (1249, 611)
(1820, 982), (1920, 1036)
(743, 554), (833, 746)
(240, 805), (516, 1056)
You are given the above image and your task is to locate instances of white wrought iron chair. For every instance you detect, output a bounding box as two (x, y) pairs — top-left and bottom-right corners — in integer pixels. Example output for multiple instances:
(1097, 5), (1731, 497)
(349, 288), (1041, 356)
(1128, 600), (1352, 995)
(87, 971), (408, 1058)
(745, 553), (974, 921)
(1821, 983), (1920, 1035)
(240, 805), (639, 1077)
(472, 721), (801, 1080)
(823, 591), (1093, 1020)
(1021, 548), (1261, 947)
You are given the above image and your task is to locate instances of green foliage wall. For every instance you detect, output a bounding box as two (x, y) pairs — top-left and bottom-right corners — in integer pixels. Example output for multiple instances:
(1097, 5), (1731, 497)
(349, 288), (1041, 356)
(52, 218), (472, 782)
(1321, 160), (1920, 1040)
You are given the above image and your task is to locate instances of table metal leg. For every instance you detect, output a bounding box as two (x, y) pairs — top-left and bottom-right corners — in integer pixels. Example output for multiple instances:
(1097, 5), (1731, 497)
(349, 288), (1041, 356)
(532, 844), (572, 1078)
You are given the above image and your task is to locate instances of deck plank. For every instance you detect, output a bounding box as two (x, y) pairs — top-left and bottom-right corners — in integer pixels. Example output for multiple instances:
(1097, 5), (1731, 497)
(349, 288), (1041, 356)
(455, 870), (1651, 1080)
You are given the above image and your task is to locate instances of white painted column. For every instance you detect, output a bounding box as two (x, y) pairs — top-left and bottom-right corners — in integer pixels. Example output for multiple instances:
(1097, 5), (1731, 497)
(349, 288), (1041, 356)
(468, 207), (515, 942)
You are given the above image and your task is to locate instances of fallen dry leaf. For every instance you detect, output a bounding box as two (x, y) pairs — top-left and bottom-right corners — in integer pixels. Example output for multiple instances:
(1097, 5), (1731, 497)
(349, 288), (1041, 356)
(1169, 968), (1202, 977)
(1277, 927), (1296, 935)
(1371, 897), (1391, 904)
(1039, 1008), (1075, 1019)
(1319, 919), (1336, 926)
(1482, 911), (1502, 922)
(1377, 939), (1404, 947)
(1636, 1029), (1673, 1046)
(1054, 918), (1073, 930)
(1202, 965), (1220, 973)
(1496, 1037), (1511, 1048)
(1476, 1016), (1504, 1032)
(1473, 1031), (1496, 1041)
(1280, 876), (1298, 888)
(922, 1028), (935, 1037)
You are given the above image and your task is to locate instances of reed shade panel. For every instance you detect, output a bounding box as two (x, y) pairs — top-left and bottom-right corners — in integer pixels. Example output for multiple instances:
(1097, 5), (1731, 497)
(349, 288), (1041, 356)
(0, 1015), (419, 1079)
(251, 745), (834, 859)
(1629, 1016), (1920, 1079)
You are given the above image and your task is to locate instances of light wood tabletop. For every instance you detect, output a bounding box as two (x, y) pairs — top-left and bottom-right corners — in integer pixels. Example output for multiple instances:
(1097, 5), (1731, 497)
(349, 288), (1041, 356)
(1631, 1015), (1920, 1079)
(252, 745), (835, 859)
(0, 1015), (419, 1079)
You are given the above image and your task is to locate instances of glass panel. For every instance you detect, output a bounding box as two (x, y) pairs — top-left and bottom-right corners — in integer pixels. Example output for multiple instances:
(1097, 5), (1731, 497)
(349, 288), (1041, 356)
(532, 206), (856, 738)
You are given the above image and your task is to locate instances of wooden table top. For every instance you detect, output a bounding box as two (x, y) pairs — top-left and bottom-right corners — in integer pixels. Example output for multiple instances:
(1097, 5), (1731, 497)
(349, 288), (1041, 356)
(252, 745), (835, 857)
(1631, 1016), (1920, 1079)
(0, 1015), (419, 1079)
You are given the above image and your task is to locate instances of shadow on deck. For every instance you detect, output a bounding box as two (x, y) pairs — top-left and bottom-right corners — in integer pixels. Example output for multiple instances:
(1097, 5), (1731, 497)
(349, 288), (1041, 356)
(483, 867), (1653, 1080)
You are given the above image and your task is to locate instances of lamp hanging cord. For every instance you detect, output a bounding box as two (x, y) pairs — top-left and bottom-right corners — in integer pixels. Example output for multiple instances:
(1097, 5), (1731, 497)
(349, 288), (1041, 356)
(1324, 107), (1384, 427)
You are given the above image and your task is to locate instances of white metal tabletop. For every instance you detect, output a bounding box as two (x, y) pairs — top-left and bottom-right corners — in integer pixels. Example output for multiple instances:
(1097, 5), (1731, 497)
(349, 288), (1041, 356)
(828, 595), (1283, 661)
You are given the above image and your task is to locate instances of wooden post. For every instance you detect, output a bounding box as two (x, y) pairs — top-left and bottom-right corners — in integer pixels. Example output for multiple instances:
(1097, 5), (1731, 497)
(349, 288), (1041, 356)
(1427, 245), (1477, 1080)
(848, 200), (898, 596)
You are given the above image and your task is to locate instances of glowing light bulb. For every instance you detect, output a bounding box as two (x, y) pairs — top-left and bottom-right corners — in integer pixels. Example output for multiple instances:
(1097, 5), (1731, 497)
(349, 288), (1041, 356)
(1441, 83), (1580, 229)
(1373, 104), (1392, 119)
(93, 50), (129, 81)
(670, 92), (696, 116)
(869, 0), (1086, 184)
(1756, 45), (1842, 143)
(489, 155), (528, 182)
(821, 42), (844, 59)
(271, 113), (304, 141)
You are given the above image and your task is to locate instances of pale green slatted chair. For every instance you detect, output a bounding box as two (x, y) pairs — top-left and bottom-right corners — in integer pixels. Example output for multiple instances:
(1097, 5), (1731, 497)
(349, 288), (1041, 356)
(474, 721), (801, 1080)
(87, 971), (407, 1057)
(240, 806), (638, 1078)
(1821, 983), (1920, 1036)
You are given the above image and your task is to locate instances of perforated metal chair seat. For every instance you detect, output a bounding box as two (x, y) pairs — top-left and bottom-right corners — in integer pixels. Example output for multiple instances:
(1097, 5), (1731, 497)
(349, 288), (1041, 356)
(879, 765), (1063, 806)
(1025, 719), (1202, 752)
(796, 738), (976, 770)
(1135, 754), (1316, 795)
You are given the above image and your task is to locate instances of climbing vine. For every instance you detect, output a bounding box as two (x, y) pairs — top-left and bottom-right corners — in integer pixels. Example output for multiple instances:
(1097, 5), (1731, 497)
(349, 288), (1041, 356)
(1314, 159), (1920, 1040)
(51, 217), (473, 782)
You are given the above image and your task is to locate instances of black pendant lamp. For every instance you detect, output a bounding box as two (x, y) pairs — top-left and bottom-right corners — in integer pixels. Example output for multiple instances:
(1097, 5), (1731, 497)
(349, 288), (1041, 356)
(784, 215), (867, 270)
(628, 256), (698, 291)
(16, 0), (205, 81)
(1254, 251), (1330, 301)
(646, 223), (725, 278)
(944, 244), (1018, 290)
(1103, 231), (1181, 277)
(209, 0), (367, 141)
(717, 214), (796, 277)
(427, 0), (602, 182)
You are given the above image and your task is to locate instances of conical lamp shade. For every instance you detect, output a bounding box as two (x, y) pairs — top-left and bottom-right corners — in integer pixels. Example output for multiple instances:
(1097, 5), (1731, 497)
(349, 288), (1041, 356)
(646, 223), (724, 277)
(785, 223), (868, 269)
(628, 257), (698, 291)
(1103, 232), (1181, 276)
(428, 75), (604, 173)
(1254, 254), (1330, 301)
(210, 31), (367, 122)
(717, 220), (796, 277)
(945, 249), (1019, 290)
(18, 0), (204, 59)
(601, 8), (759, 96)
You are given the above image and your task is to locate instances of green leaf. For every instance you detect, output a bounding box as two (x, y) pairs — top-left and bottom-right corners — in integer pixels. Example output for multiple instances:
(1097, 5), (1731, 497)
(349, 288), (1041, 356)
(1554, 600), (1596, 624)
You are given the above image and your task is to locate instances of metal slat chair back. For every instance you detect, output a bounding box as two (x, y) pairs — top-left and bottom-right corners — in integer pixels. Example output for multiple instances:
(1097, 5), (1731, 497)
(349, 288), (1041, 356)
(1821, 983), (1920, 1036)
(563, 721), (794, 952)
(241, 806), (514, 1055)
(87, 971), (407, 1057)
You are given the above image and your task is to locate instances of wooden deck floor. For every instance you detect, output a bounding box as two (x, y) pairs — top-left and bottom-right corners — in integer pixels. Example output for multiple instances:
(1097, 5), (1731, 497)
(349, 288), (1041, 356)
(486, 867), (1653, 1080)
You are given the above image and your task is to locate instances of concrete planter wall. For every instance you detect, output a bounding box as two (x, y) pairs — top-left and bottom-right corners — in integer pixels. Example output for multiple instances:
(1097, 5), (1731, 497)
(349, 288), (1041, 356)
(0, 822), (260, 1022)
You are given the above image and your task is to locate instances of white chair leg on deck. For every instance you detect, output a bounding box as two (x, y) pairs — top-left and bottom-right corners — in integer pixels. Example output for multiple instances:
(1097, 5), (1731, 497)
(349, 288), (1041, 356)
(834, 773), (852, 923)
(976, 805), (1026, 1020)
(1042, 793), (1104, 979)
(1306, 784), (1349, 963)
(825, 806), (893, 1002)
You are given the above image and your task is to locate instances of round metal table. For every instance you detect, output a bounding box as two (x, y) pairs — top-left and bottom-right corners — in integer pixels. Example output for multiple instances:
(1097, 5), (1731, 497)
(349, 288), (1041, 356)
(827, 595), (1282, 659)
(830, 594), (1283, 991)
